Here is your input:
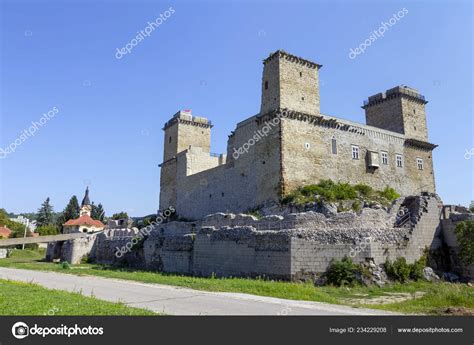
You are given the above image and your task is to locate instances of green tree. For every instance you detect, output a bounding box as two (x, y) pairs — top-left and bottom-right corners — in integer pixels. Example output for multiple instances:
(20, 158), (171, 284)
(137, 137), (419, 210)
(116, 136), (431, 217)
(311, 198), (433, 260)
(55, 195), (80, 233)
(0, 209), (26, 238)
(36, 198), (54, 227)
(455, 220), (474, 265)
(37, 224), (59, 236)
(63, 196), (80, 221)
(91, 202), (105, 221)
(0, 208), (9, 226)
(469, 200), (474, 213)
(111, 212), (128, 220)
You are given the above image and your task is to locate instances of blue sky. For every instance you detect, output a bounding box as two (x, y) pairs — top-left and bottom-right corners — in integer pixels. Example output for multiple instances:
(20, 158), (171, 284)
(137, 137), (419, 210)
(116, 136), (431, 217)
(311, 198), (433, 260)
(0, 0), (472, 216)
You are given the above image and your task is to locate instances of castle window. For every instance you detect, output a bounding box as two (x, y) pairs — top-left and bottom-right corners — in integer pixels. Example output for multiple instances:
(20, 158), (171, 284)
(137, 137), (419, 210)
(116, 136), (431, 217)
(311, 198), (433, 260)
(301, 97), (304, 101)
(169, 136), (171, 143)
(209, 194), (212, 198)
(381, 151), (388, 165)
(265, 81), (268, 90)
(396, 154), (403, 167)
(300, 71), (302, 77)
(221, 192), (224, 197)
(414, 126), (416, 131)
(351, 145), (359, 160)
(305, 142), (310, 150)
(417, 158), (424, 170)
(331, 137), (337, 154)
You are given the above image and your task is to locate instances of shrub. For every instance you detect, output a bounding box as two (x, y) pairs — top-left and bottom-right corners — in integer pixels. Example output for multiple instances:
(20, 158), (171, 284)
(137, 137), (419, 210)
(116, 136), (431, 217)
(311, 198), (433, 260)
(37, 224), (59, 236)
(300, 184), (322, 197)
(409, 254), (427, 281)
(326, 257), (360, 287)
(385, 254), (430, 282)
(301, 180), (356, 202)
(379, 187), (401, 202)
(351, 200), (361, 212)
(454, 220), (474, 265)
(333, 183), (357, 200)
(384, 257), (410, 282)
(281, 180), (400, 208)
(354, 184), (373, 197)
(81, 256), (91, 264)
(59, 261), (71, 270)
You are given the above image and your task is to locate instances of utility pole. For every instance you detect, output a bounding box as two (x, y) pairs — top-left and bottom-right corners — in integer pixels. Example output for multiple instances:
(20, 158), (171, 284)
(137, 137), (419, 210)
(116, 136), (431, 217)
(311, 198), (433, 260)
(21, 219), (29, 250)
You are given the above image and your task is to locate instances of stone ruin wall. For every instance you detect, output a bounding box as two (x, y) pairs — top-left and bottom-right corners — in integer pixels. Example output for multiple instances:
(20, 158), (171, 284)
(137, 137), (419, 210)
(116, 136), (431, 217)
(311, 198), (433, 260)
(439, 206), (474, 278)
(79, 194), (450, 280)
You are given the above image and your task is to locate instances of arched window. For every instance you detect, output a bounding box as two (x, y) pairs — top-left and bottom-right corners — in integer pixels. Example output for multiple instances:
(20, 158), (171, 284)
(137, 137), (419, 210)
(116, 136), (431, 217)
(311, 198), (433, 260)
(264, 81), (268, 90)
(331, 136), (337, 154)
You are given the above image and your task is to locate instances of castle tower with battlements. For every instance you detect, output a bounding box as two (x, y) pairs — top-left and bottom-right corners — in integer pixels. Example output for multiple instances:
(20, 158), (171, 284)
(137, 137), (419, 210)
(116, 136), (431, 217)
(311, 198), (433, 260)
(159, 50), (437, 219)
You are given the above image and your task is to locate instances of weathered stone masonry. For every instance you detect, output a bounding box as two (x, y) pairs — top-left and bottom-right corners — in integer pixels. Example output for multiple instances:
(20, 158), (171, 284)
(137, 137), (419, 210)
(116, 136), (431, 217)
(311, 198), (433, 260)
(159, 50), (437, 220)
(84, 194), (446, 280)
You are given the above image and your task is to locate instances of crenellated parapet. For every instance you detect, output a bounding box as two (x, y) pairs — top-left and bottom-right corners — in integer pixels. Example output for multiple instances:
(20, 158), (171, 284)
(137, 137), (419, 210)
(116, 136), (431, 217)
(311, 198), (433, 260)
(362, 85), (428, 109)
(263, 50), (322, 70)
(162, 111), (213, 131)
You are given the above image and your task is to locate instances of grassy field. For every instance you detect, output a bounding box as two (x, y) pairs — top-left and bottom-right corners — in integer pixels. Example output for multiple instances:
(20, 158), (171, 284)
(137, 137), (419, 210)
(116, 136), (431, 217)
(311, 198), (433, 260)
(0, 279), (156, 315)
(1, 249), (473, 315)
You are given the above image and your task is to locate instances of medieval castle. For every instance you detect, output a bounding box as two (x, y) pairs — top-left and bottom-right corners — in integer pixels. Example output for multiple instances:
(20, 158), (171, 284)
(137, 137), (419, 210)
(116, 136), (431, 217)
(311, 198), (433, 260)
(159, 50), (437, 220)
(42, 51), (473, 283)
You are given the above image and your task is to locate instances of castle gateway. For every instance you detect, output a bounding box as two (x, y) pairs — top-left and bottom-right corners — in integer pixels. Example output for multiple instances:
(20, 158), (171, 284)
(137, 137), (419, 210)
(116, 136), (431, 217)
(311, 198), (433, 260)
(159, 50), (437, 220)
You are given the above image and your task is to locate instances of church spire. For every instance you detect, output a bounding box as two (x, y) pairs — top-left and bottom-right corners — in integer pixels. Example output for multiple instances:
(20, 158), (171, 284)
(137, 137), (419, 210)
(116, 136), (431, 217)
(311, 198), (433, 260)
(79, 187), (92, 217)
(81, 187), (91, 207)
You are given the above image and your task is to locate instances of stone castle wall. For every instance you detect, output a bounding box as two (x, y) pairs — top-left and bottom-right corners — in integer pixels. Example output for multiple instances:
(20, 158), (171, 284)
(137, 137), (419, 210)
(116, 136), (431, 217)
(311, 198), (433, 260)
(169, 114), (282, 219)
(439, 208), (474, 278)
(159, 52), (437, 220)
(280, 113), (435, 196)
(81, 194), (446, 280)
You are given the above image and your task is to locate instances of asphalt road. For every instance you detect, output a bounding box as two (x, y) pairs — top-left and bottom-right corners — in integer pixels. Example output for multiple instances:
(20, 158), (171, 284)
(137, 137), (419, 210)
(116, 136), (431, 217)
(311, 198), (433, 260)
(0, 267), (396, 315)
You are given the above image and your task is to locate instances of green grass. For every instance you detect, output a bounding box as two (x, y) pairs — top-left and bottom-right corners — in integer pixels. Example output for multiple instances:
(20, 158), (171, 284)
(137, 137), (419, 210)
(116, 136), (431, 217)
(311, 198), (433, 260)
(1, 249), (473, 315)
(0, 279), (157, 315)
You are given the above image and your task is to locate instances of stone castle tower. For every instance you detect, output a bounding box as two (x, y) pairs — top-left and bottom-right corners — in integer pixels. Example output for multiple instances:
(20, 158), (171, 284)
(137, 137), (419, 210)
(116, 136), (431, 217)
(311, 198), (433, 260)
(160, 111), (214, 210)
(362, 86), (429, 142)
(261, 50), (322, 115)
(159, 50), (437, 219)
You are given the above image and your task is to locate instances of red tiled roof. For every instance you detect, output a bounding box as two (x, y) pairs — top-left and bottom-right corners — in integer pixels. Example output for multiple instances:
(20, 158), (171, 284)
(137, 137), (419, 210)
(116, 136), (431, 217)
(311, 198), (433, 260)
(63, 215), (104, 228)
(0, 226), (12, 238)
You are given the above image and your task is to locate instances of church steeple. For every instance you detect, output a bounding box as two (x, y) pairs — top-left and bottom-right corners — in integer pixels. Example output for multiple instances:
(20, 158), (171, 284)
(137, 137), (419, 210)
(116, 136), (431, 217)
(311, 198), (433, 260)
(81, 187), (91, 207)
(80, 187), (92, 216)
